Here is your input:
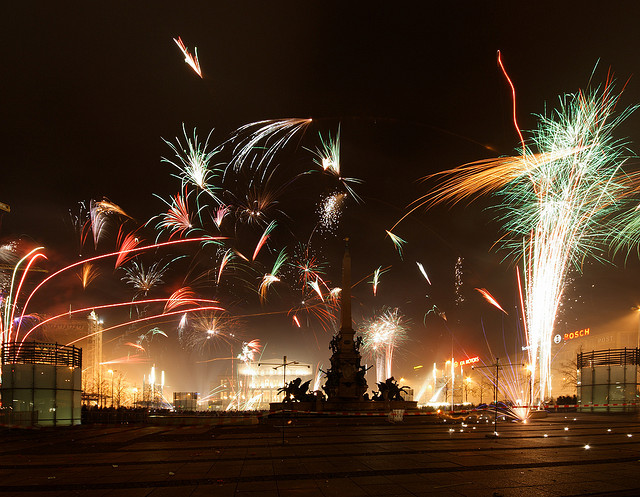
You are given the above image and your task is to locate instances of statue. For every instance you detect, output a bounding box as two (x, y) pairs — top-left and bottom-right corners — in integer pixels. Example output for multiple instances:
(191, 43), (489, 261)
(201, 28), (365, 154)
(372, 377), (410, 401)
(277, 378), (320, 402)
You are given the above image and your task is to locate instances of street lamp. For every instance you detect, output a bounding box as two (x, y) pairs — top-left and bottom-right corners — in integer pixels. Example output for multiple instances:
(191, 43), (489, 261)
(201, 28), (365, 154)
(445, 360), (452, 410)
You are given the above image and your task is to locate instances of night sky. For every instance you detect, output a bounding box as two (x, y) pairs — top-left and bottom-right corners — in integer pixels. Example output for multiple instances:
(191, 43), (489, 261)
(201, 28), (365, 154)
(4, 3), (640, 393)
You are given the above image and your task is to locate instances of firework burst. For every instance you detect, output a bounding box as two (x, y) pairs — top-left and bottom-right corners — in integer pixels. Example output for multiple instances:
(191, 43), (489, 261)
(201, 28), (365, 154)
(359, 307), (409, 383)
(163, 125), (222, 196)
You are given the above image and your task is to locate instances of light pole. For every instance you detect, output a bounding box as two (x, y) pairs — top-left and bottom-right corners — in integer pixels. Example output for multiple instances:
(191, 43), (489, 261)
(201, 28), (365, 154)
(445, 359), (451, 411)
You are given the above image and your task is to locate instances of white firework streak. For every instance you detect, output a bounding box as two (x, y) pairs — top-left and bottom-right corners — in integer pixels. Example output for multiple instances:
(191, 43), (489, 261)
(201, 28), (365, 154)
(227, 118), (311, 173)
(173, 36), (202, 78)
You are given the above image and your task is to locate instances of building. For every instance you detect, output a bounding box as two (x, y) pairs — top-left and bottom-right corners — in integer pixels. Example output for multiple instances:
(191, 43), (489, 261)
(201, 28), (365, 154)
(210, 358), (314, 410)
(577, 348), (639, 412)
(173, 392), (198, 411)
(41, 312), (104, 401)
(1, 342), (82, 426)
(550, 326), (637, 399)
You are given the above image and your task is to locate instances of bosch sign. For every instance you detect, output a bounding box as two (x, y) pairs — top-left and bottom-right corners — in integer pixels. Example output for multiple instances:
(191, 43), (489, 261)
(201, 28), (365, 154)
(564, 328), (590, 341)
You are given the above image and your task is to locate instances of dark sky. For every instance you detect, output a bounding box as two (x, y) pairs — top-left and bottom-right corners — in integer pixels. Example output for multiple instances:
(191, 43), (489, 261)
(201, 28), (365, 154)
(3, 2), (640, 393)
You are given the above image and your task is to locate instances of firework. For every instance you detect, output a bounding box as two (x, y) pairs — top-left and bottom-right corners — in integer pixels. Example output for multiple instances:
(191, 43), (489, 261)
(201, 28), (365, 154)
(252, 220), (277, 261)
(258, 249), (287, 304)
(173, 36), (203, 78)
(89, 198), (130, 248)
(153, 188), (198, 240)
(370, 266), (389, 296)
(78, 262), (100, 289)
(2, 247), (45, 344)
(213, 205), (228, 228)
(121, 261), (170, 297)
(227, 118), (311, 173)
(420, 80), (635, 401)
(359, 307), (409, 382)
(163, 287), (201, 313)
(181, 310), (241, 353)
(416, 261), (432, 285)
(475, 288), (508, 314)
(385, 230), (406, 260)
(317, 192), (346, 232)
(163, 125), (222, 195)
(292, 249), (327, 288)
(306, 278), (323, 301)
(310, 127), (363, 202)
(217, 248), (234, 284)
(115, 229), (141, 268)
(237, 339), (261, 363)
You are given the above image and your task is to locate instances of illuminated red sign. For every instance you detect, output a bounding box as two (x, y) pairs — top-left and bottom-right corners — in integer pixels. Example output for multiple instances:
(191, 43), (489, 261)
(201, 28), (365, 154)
(564, 328), (590, 341)
(454, 356), (480, 367)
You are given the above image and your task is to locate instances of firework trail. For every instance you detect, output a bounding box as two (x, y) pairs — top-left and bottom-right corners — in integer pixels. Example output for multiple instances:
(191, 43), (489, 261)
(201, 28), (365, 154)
(2, 247), (45, 344)
(370, 266), (389, 296)
(152, 188), (199, 240)
(385, 230), (406, 260)
(16, 237), (225, 334)
(475, 288), (508, 314)
(173, 36), (203, 78)
(213, 205), (228, 228)
(359, 307), (409, 382)
(22, 297), (220, 344)
(89, 199), (131, 249)
(252, 220), (277, 261)
(217, 248), (234, 284)
(78, 262), (99, 289)
(259, 248), (287, 304)
(163, 287), (202, 313)
(227, 118), (311, 173)
(115, 229), (142, 269)
(418, 80), (635, 401)
(310, 126), (363, 203)
(308, 279), (324, 301)
(416, 261), (432, 285)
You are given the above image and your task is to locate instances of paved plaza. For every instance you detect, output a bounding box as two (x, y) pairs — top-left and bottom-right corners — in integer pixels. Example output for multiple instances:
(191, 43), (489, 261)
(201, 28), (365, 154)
(0, 412), (639, 496)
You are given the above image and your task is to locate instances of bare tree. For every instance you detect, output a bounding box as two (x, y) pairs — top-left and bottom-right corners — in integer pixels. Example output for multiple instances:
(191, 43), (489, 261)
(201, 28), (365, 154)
(559, 359), (578, 397)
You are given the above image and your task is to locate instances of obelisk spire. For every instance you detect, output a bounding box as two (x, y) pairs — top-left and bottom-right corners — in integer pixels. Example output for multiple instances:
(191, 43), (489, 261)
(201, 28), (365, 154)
(341, 237), (352, 333)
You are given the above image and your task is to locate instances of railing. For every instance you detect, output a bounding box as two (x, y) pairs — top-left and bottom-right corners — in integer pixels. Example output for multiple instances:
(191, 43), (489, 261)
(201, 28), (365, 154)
(577, 348), (640, 369)
(1, 342), (82, 367)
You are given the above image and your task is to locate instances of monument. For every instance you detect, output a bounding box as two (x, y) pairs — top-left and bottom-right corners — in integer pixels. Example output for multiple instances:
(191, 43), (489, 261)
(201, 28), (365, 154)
(270, 239), (417, 414)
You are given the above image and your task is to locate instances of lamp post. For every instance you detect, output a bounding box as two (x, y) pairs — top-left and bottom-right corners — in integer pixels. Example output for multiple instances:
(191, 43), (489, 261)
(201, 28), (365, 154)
(445, 359), (451, 411)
